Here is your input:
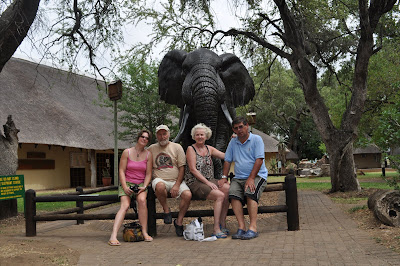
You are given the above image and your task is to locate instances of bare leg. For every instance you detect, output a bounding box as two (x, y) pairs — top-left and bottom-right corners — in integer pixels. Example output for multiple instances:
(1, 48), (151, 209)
(154, 182), (169, 213)
(176, 190), (191, 225)
(109, 196), (130, 243)
(247, 198), (258, 232)
(231, 198), (246, 230)
(206, 189), (225, 234)
(136, 191), (152, 241)
(219, 183), (230, 228)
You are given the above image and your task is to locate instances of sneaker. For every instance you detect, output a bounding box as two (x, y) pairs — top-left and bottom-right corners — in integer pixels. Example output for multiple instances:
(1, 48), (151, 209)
(174, 219), (184, 237)
(240, 229), (259, 240)
(231, 229), (246, 239)
(164, 211), (172, 224)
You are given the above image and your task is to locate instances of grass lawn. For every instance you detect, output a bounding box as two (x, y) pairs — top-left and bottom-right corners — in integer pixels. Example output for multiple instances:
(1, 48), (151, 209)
(17, 189), (118, 213)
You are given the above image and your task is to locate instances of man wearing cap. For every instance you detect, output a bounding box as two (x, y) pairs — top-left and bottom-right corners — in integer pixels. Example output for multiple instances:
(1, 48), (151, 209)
(148, 125), (192, 237)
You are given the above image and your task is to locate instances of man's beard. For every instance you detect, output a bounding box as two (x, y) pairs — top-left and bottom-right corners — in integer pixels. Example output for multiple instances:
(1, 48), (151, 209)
(159, 140), (169, 146)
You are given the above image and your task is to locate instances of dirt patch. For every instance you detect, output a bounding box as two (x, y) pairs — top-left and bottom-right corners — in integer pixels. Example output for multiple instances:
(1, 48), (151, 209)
(0, 215), (79, 266)
(327, 188), (400, 254)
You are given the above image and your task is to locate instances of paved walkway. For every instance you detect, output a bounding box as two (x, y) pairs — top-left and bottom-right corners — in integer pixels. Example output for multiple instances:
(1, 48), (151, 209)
(29, 191), (400, 265)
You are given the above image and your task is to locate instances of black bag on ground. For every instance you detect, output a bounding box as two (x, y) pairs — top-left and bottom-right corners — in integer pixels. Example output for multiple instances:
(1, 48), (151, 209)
(123, 222), (144, 242)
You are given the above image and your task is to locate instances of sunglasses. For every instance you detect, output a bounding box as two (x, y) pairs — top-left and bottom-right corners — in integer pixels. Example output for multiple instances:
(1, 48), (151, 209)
(233, 125), (245, 130)
(140, 135), (150, 140)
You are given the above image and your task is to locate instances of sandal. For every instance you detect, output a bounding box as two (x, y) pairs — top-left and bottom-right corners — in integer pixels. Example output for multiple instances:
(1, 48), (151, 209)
(220, 224), (229, 235)
(144, 236), (153, 242)
(212, 231), (227, 239)
(108, 240), (121, 246)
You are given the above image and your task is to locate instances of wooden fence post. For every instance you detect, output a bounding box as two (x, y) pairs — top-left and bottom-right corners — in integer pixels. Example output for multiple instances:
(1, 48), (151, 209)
(76, 187), (84, 225)
(25, 189), (36, 236)
(147, 187), (157, 237)
(285, 173), (300, 231)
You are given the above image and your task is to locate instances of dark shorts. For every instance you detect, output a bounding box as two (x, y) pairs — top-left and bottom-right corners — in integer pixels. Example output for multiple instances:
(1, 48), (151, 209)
(188, 179), (219, 200)
(229, 176), (267, 205)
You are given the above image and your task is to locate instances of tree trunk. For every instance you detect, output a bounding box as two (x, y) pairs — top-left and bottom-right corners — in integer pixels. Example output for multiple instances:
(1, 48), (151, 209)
(368, 190), (400, 227)
(270, 0), (397, 192)
(0, 0), (41, 73)
(0, 116), (20, 219)
(328, 141), (360, 192)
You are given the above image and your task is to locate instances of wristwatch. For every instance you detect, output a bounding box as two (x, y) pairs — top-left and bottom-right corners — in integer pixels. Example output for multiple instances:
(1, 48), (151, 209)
(221, 175), (227, 179)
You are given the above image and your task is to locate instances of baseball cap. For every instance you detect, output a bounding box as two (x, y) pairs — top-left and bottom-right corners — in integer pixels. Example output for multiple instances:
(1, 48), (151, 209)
(156, 125), (170, 133)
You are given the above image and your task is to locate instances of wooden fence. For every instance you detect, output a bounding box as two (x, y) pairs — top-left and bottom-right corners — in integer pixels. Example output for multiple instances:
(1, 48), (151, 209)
(25, 174), (299, 237)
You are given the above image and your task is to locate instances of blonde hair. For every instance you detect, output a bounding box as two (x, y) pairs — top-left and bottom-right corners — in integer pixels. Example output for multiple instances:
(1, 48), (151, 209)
(191, 123), (212, 140)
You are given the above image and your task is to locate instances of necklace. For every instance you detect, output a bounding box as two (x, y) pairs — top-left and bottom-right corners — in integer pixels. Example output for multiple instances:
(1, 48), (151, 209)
(134, 147), (144, 158)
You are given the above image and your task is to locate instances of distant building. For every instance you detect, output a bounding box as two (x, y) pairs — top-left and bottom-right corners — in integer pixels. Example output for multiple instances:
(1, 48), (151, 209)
(0, 58), (131, 190)
(353, 144), (382, 169)
(251, 128), (290, 170)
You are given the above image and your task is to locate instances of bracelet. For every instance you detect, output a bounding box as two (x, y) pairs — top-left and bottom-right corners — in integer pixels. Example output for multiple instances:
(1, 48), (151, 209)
(221, 175), (227, 179)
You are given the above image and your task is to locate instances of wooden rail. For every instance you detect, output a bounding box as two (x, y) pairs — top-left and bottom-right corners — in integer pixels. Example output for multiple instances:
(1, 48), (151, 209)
(25, 174), (299, 237)
(146, 174), (299, 236)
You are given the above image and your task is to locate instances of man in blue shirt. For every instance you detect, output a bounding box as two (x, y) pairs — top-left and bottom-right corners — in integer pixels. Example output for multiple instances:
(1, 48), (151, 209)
(219, 117), (268, 240)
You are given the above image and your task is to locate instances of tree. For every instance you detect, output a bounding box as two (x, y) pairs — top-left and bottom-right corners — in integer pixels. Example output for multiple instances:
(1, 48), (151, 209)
(0, 116), (20, 219)
(101, 58), (179, 143)
(127, 0), (398, 192)
(238, 58), (323, 160)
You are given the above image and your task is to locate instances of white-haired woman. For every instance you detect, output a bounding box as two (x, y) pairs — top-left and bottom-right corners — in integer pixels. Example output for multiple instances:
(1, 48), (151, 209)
(184, 123), (230, 238)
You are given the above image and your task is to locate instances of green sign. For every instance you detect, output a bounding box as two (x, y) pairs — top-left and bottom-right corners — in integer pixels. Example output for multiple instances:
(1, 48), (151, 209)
(0, 175), (25, 201)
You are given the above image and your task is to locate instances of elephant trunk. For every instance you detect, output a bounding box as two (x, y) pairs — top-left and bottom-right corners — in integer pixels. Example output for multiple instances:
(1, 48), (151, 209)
(190, 66), (222, 146)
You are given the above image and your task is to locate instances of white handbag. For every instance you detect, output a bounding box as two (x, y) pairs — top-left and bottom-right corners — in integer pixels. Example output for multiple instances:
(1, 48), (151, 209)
(183, 217), (204, 241)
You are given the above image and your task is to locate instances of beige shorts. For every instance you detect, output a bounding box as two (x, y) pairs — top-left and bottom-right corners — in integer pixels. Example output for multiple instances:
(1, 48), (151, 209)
(151, 178), (190, 198)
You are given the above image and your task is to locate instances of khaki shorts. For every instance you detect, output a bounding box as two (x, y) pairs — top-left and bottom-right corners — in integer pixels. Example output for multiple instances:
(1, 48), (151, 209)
(118, 182), (145, 198)
(229, 176), (267, 205)
(188, 179), (218, 200)
(151, 178), (190, 198)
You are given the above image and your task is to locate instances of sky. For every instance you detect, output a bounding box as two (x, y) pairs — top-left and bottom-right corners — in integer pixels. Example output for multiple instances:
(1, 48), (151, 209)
(12, 0), (244, 80)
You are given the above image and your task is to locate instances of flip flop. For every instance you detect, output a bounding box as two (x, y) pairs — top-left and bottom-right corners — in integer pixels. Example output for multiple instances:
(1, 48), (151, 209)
(212, 231), (228, 239)
(144, 236), (153, 242)
(108, 240), (121, 246)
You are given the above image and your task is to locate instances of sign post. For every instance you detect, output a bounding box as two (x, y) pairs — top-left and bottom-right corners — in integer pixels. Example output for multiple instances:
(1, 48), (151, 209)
(0, 175), (25, 212)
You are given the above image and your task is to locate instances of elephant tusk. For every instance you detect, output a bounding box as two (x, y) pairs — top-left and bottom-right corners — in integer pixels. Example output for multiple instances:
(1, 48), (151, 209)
(173, 105), (191, 143)
(221, 102), (233, 126)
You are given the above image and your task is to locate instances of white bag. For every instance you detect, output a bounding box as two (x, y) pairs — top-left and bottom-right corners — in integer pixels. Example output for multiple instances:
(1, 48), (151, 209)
(183, 217), (204, 241)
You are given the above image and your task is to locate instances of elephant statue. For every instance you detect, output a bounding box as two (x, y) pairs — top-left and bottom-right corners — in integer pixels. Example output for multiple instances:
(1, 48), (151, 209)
(158, 48), (255, 178)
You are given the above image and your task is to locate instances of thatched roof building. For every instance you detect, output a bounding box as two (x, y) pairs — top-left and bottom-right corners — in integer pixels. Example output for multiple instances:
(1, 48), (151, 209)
(251, 128), (288, 153)
(0, 58), (130, 149)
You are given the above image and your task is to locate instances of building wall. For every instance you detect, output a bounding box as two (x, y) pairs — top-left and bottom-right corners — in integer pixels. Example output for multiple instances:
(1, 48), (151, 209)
(17, 144), (75, 190)
(354, 153), (381, 169)
(16, 144), (114, 190)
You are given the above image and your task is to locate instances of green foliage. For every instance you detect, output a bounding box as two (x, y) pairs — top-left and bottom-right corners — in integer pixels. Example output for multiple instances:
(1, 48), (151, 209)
(269, 158), (277, 174)
(237, 60), (323, 160)
(116, 58), (180, 143)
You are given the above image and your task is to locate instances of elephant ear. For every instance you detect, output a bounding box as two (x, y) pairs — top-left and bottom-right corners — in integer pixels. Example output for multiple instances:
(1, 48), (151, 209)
(158, 50), (187, 108)
(219, 53), (255, 107)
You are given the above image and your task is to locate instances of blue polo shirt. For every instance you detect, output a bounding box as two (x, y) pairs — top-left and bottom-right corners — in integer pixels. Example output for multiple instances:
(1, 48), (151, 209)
(225, 132), (268, 180)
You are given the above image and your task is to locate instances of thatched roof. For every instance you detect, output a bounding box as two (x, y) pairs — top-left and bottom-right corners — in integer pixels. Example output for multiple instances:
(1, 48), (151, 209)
(353, 144), (382, 154)
(251, 128), (289, 153)
(0, 58), (131, 150)
(286, 149), (299, 160)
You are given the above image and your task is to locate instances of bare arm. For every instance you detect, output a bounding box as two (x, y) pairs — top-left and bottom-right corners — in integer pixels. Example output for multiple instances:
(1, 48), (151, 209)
(245, 158), (264, 192)
(208, 145), (225, 160)
(119, 149), (132, 194)
(138, 151), (153, 194)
